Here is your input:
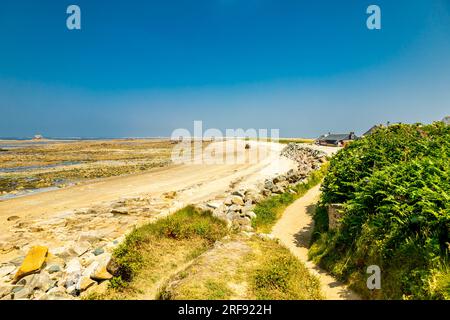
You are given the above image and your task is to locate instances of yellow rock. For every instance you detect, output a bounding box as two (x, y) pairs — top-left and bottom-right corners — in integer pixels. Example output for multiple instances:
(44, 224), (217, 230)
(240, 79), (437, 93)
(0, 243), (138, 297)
(81, 280), (109, 298)
(91, 265), (113, 281)
(13, 246), (48, 283)
(78, 276), (97, 292)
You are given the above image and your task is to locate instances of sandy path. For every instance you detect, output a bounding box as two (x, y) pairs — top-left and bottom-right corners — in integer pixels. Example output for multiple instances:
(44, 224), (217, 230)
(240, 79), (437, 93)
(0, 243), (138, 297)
(271, 185), (360, 300)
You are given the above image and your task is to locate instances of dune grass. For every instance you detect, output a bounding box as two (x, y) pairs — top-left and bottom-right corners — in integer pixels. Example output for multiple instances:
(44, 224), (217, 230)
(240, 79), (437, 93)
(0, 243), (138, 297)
(85, 206), (228, 300)
(158, 235), (323, 300)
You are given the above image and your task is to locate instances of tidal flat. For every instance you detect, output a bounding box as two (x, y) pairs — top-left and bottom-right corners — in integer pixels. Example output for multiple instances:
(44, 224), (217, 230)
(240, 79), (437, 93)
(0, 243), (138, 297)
(0, 139), (174, 195)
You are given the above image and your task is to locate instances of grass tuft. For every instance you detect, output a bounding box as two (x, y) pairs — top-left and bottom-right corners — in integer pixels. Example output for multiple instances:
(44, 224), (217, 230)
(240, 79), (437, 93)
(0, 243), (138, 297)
(88, 205), (228, 299)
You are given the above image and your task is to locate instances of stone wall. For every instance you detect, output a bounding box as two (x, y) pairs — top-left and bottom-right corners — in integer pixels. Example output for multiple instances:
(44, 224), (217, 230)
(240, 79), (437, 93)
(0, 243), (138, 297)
(327, 204), (344, 230)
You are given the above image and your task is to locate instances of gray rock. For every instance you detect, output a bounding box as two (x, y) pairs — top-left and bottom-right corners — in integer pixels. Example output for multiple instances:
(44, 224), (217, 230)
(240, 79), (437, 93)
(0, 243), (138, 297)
(106, 258), (120, 276)
(246, 192), (264, 204)
(30, 272), (54, 292)
(75, 208), (97, 215)
(0, 265), (16, 278)
(231, 195), (244, 206)
(92, 248), (105, 256)
(82, 261), (99, 278)
(244, 211), (257, 219)
(272, 185), (284, 194)
(71, 241), (91, 257)
(111, 207), (128, 215)
(231, 190), (245, 198)
(16, 274), (35, 287)
(12, 286), (31, 300)
(264, 180), (275, 190)
(52, 246), (76, 259)
(64, 258), (82, 288)
(47, 265), (61, 274)
(76, 276), (97, 292)
(17, 272), (54, 292)
(228, 204), (242, 213)
(8, 256), (24, 267)
(78, 231), (102, 243)
(206, 201), (222, 209)
(66, 285), (78, 296)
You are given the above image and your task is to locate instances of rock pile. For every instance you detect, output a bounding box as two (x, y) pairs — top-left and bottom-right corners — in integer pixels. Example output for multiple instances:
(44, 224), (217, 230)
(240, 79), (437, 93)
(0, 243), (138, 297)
(0, 243), (117, 300)
(0, 194), (180, 300)
(280, 143), (327, 171)
(199, 145), (327, 231)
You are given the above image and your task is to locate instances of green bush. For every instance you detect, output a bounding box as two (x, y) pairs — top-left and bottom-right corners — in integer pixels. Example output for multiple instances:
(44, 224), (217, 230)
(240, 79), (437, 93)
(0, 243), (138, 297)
(321, 122), (449, 204)
(310, 122), (450, 299)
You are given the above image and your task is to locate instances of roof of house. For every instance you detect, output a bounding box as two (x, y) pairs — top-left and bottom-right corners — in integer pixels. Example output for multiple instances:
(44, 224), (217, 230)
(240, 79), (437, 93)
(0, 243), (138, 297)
(362, 125), (382, 136)
(443, 116), (450, 125)
(317, 133), (356, 142)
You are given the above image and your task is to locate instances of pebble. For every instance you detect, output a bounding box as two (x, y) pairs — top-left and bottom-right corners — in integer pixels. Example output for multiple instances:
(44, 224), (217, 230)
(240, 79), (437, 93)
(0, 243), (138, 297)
(93, 248), (105, 256)
(46, 265), (62, 274)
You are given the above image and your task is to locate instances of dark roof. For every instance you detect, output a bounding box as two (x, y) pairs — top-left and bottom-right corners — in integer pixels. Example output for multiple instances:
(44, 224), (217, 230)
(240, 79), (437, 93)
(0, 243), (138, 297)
(316, 133), (357, 142)
(362, 125), (382, 136)
(443, 116), (450, 125)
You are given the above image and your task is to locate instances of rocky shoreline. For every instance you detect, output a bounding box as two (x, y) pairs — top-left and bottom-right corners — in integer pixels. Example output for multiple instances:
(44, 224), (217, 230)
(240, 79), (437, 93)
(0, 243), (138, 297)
(199, 143), (327, 231)
(0, 143), (327, 300)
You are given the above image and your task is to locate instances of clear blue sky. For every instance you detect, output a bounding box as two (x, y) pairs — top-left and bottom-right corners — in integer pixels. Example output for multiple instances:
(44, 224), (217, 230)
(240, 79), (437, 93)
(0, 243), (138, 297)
(0, 0), (449, 138)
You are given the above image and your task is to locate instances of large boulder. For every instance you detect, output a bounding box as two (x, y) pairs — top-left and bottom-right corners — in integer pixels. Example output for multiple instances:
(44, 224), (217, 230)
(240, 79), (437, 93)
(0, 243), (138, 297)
(13, 246), (48, 283)
(231, 195), (244, 206)
(90, 254), (113, 281)
(64, 258), (82, 288)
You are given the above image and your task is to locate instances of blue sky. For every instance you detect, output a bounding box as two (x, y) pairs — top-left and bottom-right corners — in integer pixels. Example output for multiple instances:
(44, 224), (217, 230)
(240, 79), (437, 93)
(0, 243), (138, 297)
(0, 0), (449, 138)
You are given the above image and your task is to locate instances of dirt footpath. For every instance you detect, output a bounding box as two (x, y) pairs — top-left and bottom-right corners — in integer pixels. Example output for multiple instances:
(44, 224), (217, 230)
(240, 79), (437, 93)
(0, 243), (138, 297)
(271, 185), (360, 300)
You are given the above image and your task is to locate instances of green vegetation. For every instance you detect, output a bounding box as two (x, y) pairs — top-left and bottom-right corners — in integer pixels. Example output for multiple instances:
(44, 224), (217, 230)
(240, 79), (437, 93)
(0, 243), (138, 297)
(251, 238), (323, 300)
(309, 122), (450, 299)
(158, 235), (323, 300)
(88, 206), (228, 299)
(252, 164), (328, 233)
